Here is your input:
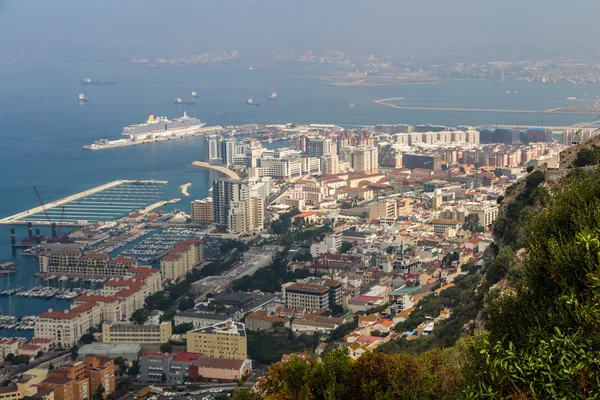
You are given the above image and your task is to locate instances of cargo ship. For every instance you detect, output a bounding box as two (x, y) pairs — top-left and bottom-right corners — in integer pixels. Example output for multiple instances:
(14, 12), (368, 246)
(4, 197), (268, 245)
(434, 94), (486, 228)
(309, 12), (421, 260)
(81, 78), (117, 86)
(269, 91), (278, 100)
(174, 97), (196, 105)
(83, 112), (206, 150)
(247, 98), (260, 106)
(78, 93), (89, 102)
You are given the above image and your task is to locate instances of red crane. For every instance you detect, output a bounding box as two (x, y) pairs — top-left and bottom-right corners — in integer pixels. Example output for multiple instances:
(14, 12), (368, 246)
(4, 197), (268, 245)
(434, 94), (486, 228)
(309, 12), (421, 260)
(33, 186), (51, 223)
(57, 206), (66, 237)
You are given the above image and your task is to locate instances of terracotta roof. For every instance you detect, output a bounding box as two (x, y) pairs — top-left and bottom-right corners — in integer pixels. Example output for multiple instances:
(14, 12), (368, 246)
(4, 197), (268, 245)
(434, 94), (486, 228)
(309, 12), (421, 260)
(18, 344), (41, 351)
(40, 302), (98, 319)
(172, 352), (202, 363)
(294, 211), (317, 218)
(83, 253), (108, 259)
(40, 377), (73, 385)
(192, 357), (246, 370)
(55, 249), (80, 255)
(74, 295), (118, 303)
(114, 287), (141, 298)
(30, 338), (53, 344)
(0, 387), (18, 394)
(162, 253), (183, 261)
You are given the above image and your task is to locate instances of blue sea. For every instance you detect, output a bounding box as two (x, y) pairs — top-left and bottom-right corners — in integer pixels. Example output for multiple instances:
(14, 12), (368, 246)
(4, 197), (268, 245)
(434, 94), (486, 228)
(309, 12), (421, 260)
(0, 62), (599, 324)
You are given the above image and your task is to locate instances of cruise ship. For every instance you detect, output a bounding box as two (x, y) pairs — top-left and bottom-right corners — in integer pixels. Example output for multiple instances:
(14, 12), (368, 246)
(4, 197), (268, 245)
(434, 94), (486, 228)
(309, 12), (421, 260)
(122, 112), (205, 140)
(83, 112), (206, 150)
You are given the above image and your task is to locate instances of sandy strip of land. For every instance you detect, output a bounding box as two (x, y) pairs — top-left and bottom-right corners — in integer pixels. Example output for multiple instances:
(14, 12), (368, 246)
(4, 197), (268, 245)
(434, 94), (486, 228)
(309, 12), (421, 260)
(372, 98), (600, 115)
(192, 161), (240, 179)
(180, 183), (192, 196)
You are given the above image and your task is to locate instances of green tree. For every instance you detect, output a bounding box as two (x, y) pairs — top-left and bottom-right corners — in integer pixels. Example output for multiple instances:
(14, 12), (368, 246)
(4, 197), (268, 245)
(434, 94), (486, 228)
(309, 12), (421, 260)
(11, 354), (30, 365)
(340, 241), (353, 253)
(80, 333), (94, 344)
(160, 310), (176, 322)
(159, 343), (173, 353)
(70, 345), (79, 361)
(129, 308), (150, 325)
(127, 360), (139, 376)
(178, 296), (196, 311)
(526, 165), (534, 173)
(4, 353), (14, 363)
(173, 322), (194, 334)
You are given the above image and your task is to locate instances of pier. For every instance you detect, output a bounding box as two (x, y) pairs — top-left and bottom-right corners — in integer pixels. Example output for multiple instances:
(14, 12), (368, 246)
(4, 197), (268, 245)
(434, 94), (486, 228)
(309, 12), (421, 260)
(192, 161), (241, 179)
(0, 180), (168, 226)
(373, 98), (600, 115)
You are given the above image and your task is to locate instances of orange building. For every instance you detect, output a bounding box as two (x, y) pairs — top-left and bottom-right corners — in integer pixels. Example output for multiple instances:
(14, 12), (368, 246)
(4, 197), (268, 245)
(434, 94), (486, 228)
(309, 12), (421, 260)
(36, 377), (75, 400)
(37, 355), (114, 400)
(86, 355), (115, 396)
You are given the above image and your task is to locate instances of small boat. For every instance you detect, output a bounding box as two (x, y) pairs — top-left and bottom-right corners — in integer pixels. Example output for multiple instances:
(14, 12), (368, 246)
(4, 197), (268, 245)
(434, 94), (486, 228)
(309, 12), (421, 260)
(269, 91), (278, 100)
(247, 98), (260, 107)
(349, 102), (355, 108)
(174, 98), (196, 105)
(78, 93), (89, 102)
(191, 91), (199, 98)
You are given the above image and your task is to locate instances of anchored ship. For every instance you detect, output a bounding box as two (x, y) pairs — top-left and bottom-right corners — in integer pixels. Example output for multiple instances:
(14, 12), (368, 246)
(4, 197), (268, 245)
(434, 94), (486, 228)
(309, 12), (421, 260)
(174, 97), (196, 105)
(81, 78), (117, 86)
(269, 91), (278, 100)
(123, 112), (204, 140)
(247, 98), (260, 106)
(84, 112), (205, 149)
(191, 91), (199, 98)
(78, 93), (89, 102)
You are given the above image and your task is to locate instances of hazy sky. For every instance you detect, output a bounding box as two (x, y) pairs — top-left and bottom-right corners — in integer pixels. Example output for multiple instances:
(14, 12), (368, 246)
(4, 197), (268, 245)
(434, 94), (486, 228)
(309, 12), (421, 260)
(0, 0), (598, 61)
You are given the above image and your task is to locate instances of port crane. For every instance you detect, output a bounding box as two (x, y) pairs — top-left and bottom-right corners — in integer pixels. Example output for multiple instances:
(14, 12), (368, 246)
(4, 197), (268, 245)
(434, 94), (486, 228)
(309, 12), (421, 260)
(33, 186), (51, 223)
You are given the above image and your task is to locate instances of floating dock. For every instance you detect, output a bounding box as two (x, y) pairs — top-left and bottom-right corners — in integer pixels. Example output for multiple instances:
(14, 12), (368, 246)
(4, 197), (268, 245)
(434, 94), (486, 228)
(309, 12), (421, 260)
(0, 180), (168, 226)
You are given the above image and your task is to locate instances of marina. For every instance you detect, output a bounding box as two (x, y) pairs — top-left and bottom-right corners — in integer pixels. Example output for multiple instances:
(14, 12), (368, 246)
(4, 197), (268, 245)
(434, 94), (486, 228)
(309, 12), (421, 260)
(119, 227), (204, 262)
(0, 180), (168, 226)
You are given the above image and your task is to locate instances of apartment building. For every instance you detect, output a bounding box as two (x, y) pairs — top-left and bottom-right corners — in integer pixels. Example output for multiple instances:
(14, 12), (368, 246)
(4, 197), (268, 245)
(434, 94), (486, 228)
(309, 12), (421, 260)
(467, 203), (499, 227)
(37, 355), (114, 400)
(160, 240), (204, 280)
(352, 146), (379, 174)
(282, 280), (342, 311)
(369, 200), (397, 220)
(321, 154), (339, 176)
(39, 250), (137, 277)
(431, 219), (462, 233)
(139, 352), (201, 384)
(101, 321), (172, 344)
(35, 303), (102, 348)
(186, 321), (247, 360)
(190, 198), (214, 223)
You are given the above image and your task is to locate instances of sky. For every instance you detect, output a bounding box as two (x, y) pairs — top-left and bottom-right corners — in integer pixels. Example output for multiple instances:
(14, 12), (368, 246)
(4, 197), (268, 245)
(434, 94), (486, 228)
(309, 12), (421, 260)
(0, 0), (598, 62)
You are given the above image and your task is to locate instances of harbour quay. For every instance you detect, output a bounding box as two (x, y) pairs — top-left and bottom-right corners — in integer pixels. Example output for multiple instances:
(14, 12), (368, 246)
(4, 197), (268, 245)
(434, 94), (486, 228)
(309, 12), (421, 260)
(0, 179), (168, 226)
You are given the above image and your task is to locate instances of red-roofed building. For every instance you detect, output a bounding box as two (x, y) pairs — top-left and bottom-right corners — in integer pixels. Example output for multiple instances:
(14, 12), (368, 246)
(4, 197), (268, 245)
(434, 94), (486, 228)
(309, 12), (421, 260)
(17, 343), (41, 359)
(39, 250), (137, 277)
(189, 357), (252, 383)
(160, 240), (204, 280)
(29, 338), (53, 352)
(36, 303), (102, 348)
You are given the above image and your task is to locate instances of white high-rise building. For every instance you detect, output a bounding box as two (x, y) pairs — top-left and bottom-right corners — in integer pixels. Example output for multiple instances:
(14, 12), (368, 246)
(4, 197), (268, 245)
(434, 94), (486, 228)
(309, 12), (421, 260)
(321, 154), (339, 176)
(307, 138), (336, 158)
(204, 135), (222, 164)
(352, 146), (379, 174)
